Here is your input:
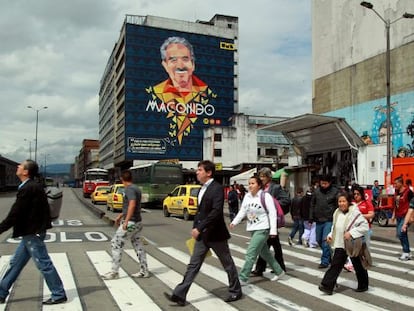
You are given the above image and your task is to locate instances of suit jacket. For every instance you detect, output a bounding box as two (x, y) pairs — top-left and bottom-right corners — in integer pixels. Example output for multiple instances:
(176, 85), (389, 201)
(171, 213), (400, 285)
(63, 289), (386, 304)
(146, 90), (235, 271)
(0, 179), (52, 238)
(193, 180), (231, 242)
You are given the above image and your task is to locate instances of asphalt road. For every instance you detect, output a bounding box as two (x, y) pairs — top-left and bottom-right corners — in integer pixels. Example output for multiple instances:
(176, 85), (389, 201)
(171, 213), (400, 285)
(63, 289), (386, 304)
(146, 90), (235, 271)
(0, 188), (413, 310)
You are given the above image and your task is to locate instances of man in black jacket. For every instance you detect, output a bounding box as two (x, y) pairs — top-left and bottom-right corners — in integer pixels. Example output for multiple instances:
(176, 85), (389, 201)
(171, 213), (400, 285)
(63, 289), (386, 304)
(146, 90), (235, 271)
(310, 174), (339, 268)
(164, 160), (242, 305)
(0, 160), (67, 305)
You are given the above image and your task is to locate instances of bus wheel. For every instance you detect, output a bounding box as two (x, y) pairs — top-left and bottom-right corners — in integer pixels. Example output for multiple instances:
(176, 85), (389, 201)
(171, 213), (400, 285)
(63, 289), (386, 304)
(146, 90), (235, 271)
(377, 211), (389, 227)
(183, 209), (190, 221)
(163, 207), (170, 217)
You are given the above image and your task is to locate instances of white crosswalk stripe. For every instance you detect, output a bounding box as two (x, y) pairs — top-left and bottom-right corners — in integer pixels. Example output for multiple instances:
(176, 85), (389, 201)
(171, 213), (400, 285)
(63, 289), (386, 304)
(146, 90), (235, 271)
(0, 238), (413, 310)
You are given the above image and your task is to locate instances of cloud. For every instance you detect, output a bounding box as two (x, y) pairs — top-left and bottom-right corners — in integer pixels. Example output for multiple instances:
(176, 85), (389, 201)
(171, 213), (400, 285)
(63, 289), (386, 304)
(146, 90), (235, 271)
(0, 0), (311, 165)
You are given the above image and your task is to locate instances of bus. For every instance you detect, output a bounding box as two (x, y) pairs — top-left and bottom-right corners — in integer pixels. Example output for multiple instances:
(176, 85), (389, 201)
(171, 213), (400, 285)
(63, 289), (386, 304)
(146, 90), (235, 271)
(83, 168), (110, 198)
(130, 162), (184, 207)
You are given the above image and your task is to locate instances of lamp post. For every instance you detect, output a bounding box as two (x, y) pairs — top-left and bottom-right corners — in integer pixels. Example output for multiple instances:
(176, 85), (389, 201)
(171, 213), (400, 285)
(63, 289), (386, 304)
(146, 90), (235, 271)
(23, 138), (33, 159)
(43, 153), (50, 176)
(27, 106), (48, 163)
(360, 1), (414, 185)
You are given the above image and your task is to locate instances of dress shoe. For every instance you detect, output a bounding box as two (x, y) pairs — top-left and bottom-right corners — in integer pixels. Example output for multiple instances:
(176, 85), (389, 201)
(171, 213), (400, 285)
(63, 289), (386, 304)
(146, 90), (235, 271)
(0, 297), (5, 304)
(225, 293), (242, 302)
(353, 287), (368, 292)
(250, 270), (263, 277)
(42, 296), (68, 305)
(164, 292), (186, 306)
(318, 263), (329, 269)
(318, 284), (333, 295)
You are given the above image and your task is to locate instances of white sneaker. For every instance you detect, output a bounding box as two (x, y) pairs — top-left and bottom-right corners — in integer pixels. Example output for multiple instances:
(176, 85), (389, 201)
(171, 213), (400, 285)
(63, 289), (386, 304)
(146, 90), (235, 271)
(131, 271), (150, 278)
(101, 271), (119, 280)
(399, 253), (412, 261)
(288, 236), (293, 246)
(239, 278), (248, 286)
(271, 271), (285, 281)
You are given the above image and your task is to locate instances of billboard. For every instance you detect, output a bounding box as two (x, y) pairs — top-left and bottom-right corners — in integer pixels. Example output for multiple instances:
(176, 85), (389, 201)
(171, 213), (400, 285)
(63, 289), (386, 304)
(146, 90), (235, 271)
(124, 24), (235, 160)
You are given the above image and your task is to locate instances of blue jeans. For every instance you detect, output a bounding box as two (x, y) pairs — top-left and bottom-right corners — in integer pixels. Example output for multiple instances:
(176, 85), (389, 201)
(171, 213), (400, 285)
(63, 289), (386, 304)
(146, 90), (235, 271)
(316, 221), (333, 266)
(396, 217), (411, 253)
(289, 219), (304, 242)
(0, 233), (66, 300)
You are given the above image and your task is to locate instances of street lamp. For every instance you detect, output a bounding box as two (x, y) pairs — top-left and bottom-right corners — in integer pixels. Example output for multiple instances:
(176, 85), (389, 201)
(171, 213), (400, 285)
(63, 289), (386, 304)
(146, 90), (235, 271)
(43, 153), (50, 176)
(360, 1), (414, 186)
(23, 138), (33, 159)
(27, 106), (48, 162)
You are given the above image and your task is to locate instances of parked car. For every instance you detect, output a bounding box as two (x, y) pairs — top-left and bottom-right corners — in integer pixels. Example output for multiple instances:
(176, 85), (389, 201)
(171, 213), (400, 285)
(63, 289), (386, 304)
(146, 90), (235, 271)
(163, 184), (201, 221)
(106, 184), (125, 212)
(91, 185), (111, 204)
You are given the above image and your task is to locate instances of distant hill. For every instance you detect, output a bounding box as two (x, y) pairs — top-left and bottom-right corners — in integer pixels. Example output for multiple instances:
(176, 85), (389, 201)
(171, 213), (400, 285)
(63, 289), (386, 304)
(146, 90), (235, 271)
(45, 163), (71, 174)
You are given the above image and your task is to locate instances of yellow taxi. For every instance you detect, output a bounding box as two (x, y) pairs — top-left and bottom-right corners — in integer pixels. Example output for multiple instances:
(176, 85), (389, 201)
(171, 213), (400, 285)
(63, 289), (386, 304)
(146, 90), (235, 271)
(91, 185), (111, 204)
(163, 184), (201, 221)
(106, 184), (124, 212)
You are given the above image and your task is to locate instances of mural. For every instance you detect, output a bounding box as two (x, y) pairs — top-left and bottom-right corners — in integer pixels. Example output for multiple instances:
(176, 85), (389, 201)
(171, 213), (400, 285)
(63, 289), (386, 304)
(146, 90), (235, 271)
(123, 25), (235, 161)
(326, 90), (414, 157)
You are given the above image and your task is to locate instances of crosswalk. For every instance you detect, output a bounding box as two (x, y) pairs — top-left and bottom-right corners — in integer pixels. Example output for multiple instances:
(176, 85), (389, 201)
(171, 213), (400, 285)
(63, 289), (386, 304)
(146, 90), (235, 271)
(0, 237), (413, 310)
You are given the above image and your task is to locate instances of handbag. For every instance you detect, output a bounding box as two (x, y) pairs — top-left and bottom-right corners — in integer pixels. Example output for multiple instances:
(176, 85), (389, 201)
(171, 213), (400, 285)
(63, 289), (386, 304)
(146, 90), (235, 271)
(343, 214), (372, 268)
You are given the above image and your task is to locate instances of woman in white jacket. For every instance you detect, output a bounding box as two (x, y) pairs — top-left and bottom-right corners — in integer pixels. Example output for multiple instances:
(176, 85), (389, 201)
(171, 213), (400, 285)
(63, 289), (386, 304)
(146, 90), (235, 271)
(319, 192), (369, 295)
(229, 176), (285, 285)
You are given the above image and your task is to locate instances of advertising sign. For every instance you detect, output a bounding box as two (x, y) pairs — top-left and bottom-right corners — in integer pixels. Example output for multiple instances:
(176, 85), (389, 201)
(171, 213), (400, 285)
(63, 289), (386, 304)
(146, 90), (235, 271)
(124, 24), (235, 160)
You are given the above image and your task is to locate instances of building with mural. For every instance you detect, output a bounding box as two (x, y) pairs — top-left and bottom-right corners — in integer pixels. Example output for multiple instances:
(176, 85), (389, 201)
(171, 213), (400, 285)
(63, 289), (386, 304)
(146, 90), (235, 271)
(312, 0), (414, 163)
(99, 14), (239, 170)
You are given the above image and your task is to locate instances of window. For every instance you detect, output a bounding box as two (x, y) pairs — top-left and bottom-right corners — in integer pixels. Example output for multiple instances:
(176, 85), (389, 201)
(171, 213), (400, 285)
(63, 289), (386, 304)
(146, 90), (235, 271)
(214, 149), (222, 157)
(214, 133), (222, 142)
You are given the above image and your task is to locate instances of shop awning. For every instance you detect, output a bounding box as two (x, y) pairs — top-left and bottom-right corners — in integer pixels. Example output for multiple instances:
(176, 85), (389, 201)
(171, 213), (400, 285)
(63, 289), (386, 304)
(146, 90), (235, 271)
(260, 114), (365, 157)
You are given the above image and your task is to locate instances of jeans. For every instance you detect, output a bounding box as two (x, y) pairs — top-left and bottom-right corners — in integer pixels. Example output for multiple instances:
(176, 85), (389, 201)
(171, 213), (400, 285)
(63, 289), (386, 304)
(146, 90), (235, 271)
(316, 221), (333, 266)
(396, 217), (411, 253)
(289, 219), (304, 242)
(0, 233), (66, 300)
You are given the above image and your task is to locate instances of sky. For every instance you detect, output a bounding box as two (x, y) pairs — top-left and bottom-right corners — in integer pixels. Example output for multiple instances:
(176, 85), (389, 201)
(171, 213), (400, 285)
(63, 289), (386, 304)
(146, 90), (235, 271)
(0, 0), (311, 165)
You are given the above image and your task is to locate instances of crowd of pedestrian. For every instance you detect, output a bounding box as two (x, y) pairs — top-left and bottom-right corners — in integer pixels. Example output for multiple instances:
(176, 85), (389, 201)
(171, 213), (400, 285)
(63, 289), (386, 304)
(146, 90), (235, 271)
(2, 158), (413, 305)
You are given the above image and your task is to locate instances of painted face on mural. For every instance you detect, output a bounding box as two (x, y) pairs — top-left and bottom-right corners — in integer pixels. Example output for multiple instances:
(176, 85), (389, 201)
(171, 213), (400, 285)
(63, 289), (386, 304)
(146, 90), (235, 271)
(162, 43), (195, 91)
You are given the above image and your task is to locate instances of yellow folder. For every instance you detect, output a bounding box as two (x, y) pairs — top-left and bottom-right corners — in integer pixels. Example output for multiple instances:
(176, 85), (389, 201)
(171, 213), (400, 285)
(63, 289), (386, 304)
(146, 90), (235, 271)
(185, 238), (212, 257)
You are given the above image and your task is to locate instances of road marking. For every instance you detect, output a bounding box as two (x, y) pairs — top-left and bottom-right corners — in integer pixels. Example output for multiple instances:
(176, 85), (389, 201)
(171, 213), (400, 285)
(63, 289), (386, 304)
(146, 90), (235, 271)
(87, 251), (161, 311)
(43, 253), (82, 310)
(159, 247), (312, 311)
(229, 243), (389, 311)
(124, 249), (238, 310)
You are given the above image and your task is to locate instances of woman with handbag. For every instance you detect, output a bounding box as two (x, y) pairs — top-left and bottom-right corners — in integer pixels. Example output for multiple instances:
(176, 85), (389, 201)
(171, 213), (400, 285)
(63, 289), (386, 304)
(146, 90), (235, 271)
(318, 192), (369, 295)
(229, 175), (285, 285)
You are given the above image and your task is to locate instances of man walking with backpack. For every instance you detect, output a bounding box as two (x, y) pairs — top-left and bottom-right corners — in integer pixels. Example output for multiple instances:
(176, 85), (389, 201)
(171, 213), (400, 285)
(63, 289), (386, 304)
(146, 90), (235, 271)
(251, 167), (290, 276)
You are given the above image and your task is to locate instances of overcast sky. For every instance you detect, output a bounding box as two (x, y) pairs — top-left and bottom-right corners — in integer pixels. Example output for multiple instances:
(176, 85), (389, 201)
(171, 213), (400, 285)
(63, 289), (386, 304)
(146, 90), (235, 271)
(0, 0), (311, 165)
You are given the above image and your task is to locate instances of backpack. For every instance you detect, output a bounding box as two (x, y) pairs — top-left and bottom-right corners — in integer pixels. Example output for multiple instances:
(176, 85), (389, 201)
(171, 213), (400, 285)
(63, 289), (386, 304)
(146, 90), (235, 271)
(269, 183), (291, 215)
(260, 191), (285, 228)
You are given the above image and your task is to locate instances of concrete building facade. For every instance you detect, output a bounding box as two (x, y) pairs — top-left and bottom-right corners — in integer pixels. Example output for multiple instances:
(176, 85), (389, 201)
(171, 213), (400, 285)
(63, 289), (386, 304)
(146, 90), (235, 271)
(312, 0), (414, 157)
(99, 14), (239, 170)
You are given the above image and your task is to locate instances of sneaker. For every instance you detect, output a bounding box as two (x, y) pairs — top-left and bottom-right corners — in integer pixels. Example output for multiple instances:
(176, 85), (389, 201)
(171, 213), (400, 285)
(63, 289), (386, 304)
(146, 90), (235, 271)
(270, 271), (285, 281)
(302, 237), (310, 247)
(101, 271), (119, 280)
(239, 278), (248, 286)
(131, 271), (150, 278)
(288, 236), (293, 246)
(399, 253), (412, 261)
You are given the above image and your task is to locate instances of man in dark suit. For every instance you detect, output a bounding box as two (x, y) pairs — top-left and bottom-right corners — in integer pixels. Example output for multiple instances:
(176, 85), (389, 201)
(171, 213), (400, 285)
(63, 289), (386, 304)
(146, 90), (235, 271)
(164, 160), (242, 306)
(0, 160), (67, 305)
